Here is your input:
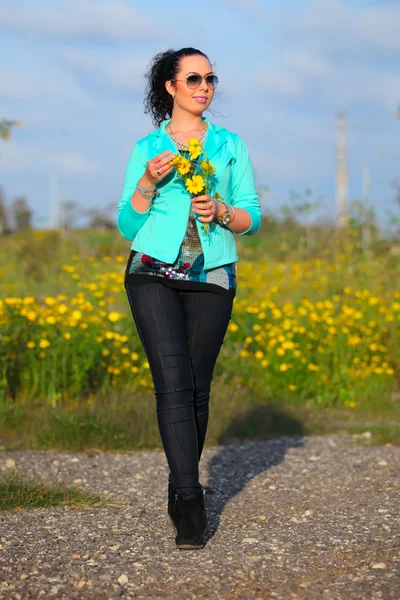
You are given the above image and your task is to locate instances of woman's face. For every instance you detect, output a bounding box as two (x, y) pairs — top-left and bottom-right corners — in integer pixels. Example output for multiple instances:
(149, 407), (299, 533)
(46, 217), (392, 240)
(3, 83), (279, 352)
(167, 54), (215, 117)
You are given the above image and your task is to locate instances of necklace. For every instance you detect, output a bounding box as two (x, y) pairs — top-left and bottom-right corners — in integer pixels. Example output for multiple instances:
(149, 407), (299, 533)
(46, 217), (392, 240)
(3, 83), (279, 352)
(167, 124), (206, 151)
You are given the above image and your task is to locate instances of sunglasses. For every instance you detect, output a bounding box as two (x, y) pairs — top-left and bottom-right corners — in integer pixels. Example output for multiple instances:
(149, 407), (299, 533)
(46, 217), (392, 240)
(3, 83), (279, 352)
(171, 73), (219, 90)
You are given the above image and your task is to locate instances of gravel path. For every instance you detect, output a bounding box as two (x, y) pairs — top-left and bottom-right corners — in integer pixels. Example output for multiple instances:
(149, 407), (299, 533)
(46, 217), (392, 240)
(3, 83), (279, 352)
(0, 434), (399, 599)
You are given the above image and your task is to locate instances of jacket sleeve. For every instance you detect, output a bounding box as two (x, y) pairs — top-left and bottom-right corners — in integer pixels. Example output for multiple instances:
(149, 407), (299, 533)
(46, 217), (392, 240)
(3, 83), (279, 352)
(117, 142), (151, 241)
(230, 135), (262, 236)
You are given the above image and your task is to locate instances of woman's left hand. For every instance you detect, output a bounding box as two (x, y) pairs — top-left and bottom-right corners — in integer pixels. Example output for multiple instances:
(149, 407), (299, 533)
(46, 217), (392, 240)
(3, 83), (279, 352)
(191, 195), (217, 223)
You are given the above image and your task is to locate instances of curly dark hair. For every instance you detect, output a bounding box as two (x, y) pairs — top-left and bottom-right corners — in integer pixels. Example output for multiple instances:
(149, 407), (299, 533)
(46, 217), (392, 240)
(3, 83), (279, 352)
(144, 47), (210, 127)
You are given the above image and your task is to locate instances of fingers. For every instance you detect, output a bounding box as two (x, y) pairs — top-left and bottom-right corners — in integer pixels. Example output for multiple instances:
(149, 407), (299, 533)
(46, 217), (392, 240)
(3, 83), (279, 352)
(197, 213), (215, 223)
(157, 164), (174, 180)
(146, 151), (175, 182)
(154, 151), (174, 165)
(192, 196), (216, 222)
(192, 194), (211, 202)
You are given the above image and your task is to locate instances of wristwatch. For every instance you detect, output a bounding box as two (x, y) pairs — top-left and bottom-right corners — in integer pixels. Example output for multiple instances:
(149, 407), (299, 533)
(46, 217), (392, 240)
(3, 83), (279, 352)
(217, 202), (233, 226)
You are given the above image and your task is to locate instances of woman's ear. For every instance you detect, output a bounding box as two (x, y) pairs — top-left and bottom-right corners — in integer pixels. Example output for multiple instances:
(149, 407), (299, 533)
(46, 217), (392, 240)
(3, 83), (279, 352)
(165, 80), (175, 99)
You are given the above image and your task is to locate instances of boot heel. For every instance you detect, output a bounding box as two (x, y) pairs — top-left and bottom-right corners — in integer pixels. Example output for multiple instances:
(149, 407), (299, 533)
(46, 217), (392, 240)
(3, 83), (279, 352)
(175, 490), (207, 550)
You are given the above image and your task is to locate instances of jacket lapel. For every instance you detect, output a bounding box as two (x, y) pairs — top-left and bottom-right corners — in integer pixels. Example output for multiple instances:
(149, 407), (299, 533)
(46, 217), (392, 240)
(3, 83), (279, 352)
(202, 118), (227, 161)
(150, 121), (176, 155)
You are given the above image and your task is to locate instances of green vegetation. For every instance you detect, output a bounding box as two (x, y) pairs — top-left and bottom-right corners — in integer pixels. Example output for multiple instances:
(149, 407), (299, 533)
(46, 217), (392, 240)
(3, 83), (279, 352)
(0, 215), (399, 449)
(0, 469), (106, 511)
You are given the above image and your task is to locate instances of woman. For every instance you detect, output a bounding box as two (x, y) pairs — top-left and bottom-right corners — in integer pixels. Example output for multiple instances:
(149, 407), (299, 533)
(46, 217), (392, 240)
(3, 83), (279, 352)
(117, 47), (261, 550)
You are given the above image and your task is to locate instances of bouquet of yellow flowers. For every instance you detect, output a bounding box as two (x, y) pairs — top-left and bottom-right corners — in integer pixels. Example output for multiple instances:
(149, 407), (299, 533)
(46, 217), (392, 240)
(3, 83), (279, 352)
(170, 138), (223, 237)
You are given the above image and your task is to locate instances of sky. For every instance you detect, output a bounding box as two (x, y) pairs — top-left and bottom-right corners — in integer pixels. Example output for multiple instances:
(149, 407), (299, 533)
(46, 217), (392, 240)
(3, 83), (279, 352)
(0, 0), (399, 229)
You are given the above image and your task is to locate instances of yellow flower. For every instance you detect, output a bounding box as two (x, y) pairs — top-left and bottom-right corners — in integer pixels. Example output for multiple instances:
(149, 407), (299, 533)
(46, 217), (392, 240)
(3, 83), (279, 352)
(279, 364), (289, 372)
(44, 297), (57, 306)
(58, 305), (68, 314)
(188, 139), (202, 160)
(177, 157), (191, 175)
(64, 332), (71, 340)
(26, 341), (35, 349)
(228, 322), (239, 332)
(288, 384), (297, 391)
(282, 340), (295, 350)
(26, 311), (37, 322)
(72, 310), (82, 320)
(200, 160), (215, 174)
(131, 352), (139, 361)
(108, 312), (121, 322)
(39, 339), (50, 349)
(170, 154), (182, 167)
(46, 316), (56, 325)
(23, 297), (35, 305)
(185, 175), (205, 195)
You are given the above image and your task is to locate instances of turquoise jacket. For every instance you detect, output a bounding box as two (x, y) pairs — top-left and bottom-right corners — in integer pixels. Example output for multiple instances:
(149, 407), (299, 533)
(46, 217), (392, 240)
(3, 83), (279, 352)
(117, 117), (261, 270)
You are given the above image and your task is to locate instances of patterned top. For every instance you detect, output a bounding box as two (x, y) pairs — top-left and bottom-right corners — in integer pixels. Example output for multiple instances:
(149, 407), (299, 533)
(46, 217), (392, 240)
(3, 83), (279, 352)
(125, 204), (236, 298)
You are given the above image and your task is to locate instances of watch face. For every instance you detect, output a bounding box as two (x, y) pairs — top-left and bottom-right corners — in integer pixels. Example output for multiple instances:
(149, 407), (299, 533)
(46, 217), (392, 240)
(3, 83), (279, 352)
(222, 211), (231, 225)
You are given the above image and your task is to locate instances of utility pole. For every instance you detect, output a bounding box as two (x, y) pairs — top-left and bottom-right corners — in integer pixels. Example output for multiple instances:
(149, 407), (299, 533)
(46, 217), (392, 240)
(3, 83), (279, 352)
(49, 171), (59, 229)
(336, 112), (349, 228)
(362, 166), (371, 255)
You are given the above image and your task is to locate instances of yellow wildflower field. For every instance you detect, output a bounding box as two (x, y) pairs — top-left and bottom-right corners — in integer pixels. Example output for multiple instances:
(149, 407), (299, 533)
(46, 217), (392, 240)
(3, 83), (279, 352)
(0, 232), (399, 407)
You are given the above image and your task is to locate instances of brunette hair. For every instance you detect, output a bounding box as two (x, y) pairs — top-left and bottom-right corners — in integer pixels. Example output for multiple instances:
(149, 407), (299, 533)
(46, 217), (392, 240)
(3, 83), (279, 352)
(144, 47), (210, 127)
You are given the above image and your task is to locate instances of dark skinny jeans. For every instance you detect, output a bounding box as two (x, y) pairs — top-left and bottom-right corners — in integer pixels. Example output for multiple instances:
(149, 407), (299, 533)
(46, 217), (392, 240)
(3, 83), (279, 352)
(125, 281), (233, 499)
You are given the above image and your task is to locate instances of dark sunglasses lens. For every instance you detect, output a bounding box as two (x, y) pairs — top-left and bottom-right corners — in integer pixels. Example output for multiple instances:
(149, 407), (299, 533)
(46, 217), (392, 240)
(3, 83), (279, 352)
(206, 75), (218, 88)
(186, 75), (202, 88)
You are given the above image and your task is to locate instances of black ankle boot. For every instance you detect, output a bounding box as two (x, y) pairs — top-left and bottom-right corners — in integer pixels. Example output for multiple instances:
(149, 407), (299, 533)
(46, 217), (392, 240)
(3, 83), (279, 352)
(168, 479), (181, 531)
(175, 489), (207, 550)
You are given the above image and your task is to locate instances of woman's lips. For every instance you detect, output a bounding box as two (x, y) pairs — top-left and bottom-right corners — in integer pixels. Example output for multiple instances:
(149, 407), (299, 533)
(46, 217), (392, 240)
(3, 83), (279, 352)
(193, 97), (208, 104)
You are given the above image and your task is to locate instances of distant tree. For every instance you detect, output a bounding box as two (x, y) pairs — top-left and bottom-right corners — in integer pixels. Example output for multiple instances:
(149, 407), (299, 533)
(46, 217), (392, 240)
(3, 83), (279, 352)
(59, 200), (79, 230)
(0, 187), (9, 235)
(11, 197), (32, 231)
(0, 119), (24, 141)
(85, 206), (115, 230)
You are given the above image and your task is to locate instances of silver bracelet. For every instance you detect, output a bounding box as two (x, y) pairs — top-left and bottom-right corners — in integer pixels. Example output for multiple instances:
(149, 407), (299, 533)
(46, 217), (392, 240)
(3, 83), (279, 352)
(136, 184), (159, 202)
(137, 182), (156, 194)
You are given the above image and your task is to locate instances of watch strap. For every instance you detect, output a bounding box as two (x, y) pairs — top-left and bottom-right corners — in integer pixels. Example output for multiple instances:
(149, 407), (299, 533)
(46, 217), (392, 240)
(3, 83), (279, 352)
(217, 202), (229, 224)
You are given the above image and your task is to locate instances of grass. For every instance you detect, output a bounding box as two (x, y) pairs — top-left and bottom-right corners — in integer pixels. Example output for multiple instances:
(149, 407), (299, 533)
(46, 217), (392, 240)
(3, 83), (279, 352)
(0, 469), (107, 511)
(1, 381), (398, 450)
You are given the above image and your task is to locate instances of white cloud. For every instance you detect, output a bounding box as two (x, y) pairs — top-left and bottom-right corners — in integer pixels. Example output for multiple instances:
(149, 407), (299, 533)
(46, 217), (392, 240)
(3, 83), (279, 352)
(247, 2), (399, 112)
(322, 68), (400, 113)
(0, 0), (160, 39)
(252, 51), (331, 98)
(0, 68), (36, 100)
(284, 0), (400, 53)
(0, 65), (92, 109)
(1, 141), (100, 176)
(63, 49), (148, 93)
(255, 67), (302, 97)
(223, 0), (266, 17)
(282, 50), (332, 78)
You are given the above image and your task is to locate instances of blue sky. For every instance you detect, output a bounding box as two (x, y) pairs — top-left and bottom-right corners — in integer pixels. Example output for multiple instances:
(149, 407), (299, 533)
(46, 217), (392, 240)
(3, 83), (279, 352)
(1, 0), (399, 229)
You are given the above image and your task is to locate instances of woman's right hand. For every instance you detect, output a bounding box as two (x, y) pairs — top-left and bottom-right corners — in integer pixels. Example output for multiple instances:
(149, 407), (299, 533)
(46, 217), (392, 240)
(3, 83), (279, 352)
(142, 150), (175, 186)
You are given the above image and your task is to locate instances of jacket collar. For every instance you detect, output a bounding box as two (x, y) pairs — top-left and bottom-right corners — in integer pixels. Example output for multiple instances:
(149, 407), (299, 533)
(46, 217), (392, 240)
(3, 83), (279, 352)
(150, 117), (227, 160)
